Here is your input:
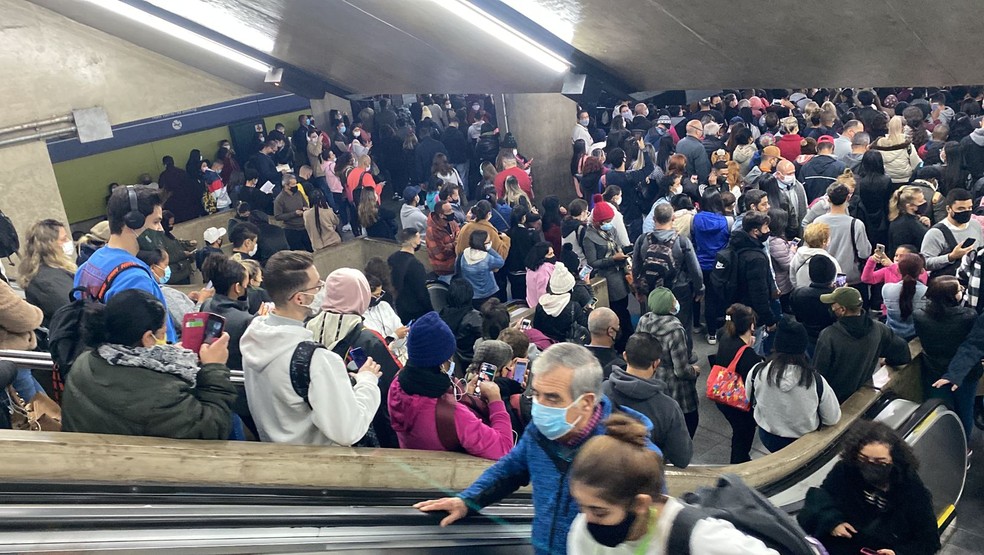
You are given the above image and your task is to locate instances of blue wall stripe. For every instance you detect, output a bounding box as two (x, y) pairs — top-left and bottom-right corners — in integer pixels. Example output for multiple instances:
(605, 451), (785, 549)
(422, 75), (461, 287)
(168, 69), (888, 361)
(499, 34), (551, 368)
(47, 93), (311, 163)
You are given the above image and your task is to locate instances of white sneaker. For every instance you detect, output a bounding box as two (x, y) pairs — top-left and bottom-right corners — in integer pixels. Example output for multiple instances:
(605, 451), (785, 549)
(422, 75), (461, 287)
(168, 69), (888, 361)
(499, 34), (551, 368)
(707, 334), (717, 345)
(342, 224), (352, 233)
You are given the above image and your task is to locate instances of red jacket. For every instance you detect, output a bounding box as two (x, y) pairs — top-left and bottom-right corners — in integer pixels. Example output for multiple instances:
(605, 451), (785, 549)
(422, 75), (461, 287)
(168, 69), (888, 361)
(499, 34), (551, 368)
(426, 213), (460, 275)
(493, 167), (533, 199)
(776, 133), (803, 162)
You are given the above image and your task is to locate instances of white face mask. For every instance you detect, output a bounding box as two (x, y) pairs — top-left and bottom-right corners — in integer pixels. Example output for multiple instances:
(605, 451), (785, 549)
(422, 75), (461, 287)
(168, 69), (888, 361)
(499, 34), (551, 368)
(307, 289), (325, 317)
(248, 243), (258, 257)
(61, 241), (75, 258)
(353, 130), (362, 138)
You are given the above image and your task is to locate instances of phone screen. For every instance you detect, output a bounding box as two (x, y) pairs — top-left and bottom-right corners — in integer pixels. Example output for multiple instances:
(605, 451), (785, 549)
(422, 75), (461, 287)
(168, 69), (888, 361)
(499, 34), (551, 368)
(790, 238), (801, 247)
(349, 347), (368, 368)
(203, 316), (224, 344)
(520, 318), (531, 330)
(513, 359), (529, 384)
(835, 273), (848, 288)
(479, 362), (496, 381)
(961, 237), (976, 249)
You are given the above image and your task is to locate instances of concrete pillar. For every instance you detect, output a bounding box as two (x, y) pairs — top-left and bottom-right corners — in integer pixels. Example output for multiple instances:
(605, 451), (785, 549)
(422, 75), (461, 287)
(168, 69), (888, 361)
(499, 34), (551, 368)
(0, 141), (70, 240)
(494, 93), (578, 206)
(310, 93), (354, 132)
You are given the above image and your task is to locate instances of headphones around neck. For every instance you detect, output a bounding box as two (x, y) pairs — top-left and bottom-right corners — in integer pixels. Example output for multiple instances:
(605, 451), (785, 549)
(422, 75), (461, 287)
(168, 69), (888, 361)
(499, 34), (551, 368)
(124, 185), (145, 230)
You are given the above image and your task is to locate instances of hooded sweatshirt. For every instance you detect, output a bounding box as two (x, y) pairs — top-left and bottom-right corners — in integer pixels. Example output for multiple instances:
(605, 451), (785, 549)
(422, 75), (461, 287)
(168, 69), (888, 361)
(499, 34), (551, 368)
(745, 362), (841, 439)
(961, 127), (984, 181)
(602, 368), (693, 468)
(813, 311), (911, 402)
(691, 211), (730, 270)
(240, 314), (380, 446)
(790, 247), (842, 289)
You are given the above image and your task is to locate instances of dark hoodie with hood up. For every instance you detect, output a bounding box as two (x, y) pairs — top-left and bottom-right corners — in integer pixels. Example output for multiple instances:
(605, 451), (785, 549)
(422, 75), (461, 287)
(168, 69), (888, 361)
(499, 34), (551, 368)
(813, 311), (911, 402)
(602, 368), (693, 468)
(960, 127), (984, 181)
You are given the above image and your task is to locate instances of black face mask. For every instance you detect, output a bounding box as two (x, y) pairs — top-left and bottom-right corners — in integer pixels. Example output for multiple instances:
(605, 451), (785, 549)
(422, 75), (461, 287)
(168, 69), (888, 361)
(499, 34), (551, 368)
(586, 510), (637, 548)
(757, 231), (771, 243)
(916, 202), (931, 217)
(544, 256), (557, 264)
(369, 296), (382, 307)
(858, 460), (893, 486)
(413, 243), (422, 252)
(952, 210), (973, 224)
(445, 214), (456, 222)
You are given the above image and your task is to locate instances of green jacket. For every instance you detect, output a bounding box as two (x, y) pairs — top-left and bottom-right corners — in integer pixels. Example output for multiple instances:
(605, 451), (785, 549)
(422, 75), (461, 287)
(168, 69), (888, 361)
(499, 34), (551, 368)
(62, 351), (236, 440)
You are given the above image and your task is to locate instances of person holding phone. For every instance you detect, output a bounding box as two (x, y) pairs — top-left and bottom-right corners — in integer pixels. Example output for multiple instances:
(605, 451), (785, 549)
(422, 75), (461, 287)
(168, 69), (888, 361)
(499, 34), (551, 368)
(62, 289), (237, 440)
(388, 312), (514, 460)
(920, 188), (983, 278)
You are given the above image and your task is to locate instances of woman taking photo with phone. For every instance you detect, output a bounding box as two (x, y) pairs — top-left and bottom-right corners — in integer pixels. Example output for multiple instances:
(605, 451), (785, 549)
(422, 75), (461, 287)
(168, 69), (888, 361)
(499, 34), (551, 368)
(61, 289), (237, 439)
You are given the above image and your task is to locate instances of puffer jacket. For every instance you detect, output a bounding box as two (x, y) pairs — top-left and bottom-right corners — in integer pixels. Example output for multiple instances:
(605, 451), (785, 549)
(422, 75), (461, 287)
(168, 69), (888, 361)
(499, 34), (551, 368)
(0, 277), (42, 350)
(583, 226), (629, 302)
(870, 139), (923, 183)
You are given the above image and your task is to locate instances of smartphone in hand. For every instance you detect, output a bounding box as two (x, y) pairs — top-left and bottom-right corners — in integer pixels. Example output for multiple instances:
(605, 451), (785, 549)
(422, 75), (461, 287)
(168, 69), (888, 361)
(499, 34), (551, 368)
(182, 312), (226, 354)
(961, 237), (976, 249)
(349, 347), (368, 368)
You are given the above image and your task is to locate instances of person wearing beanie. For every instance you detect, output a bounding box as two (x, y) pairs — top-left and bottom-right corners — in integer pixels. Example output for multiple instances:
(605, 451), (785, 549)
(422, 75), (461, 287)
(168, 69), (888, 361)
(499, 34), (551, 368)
(306, 267), (404, 448)
(745, 316), (841, 453)
(593, 137), (653, 240)
(790, 255), (837, 355)
(584, 194), (633, 352)
(240, 253), (382, 447)
(532, 264), (587, 344)
(636, 288), (701, 437)
(387, 312), (514, 460)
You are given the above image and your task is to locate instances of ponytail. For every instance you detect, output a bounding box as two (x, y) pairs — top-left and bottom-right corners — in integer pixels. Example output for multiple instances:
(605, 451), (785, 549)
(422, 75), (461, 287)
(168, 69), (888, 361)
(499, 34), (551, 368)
(723, 303), (756, 337)
(889, 186), (922, 223)
(897, 253), (923, 319)
(887, 187), (903, 222)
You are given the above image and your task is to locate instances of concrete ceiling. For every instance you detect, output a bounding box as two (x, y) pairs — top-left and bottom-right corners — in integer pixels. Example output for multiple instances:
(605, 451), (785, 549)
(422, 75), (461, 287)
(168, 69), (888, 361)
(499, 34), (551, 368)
(29, 0), (984, 98)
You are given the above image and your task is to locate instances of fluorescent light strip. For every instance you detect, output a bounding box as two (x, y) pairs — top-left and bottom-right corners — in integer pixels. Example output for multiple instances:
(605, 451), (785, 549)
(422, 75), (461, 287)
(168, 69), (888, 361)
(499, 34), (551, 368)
(434, 0), (570, 73)
(81, 0), (271, 72)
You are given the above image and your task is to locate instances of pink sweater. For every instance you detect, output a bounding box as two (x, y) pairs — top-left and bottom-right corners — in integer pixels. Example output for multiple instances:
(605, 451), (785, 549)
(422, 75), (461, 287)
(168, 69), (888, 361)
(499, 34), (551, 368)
(525, 263), (556, 308)
(387, 378), (514, 460)
(860, 257), (929, 286)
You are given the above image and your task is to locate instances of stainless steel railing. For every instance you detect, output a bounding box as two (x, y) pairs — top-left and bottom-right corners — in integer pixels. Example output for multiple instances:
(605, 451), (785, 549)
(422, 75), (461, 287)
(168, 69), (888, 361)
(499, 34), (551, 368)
(0, 350), (244, 384)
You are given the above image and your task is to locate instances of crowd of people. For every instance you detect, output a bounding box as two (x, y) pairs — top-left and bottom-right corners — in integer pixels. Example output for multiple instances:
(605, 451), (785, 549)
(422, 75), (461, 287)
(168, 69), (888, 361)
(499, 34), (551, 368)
(0, 87), (972, 554)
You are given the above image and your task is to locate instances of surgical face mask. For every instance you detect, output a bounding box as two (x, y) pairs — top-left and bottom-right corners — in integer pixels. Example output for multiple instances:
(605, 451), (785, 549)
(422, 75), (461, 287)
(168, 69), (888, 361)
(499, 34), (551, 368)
(339, 126), (347, 134)
(249, 243), (258, 257)
(156, 265), (171, 285)
(485, 243), (493, 251)
(61, 241), (75, 258)
(306, 290), (325, 317)
(671, 300), (680, 315)
(155, 335), (167, 346)
(512, 149), (518, 156)
(621, 111), (632, 120)
(670, 184), (683, 196)
(586, 508), (637, 548)
(531, 395), (584, 440)
(472, 104), (480, 111)
(600, 222), (614, 232)
(353, 130), (362, 138)
(952, 210), (972, 225)
(612, 196), (622, 206)
(579, 118), (590, 126)
(777, 173), (794, 185)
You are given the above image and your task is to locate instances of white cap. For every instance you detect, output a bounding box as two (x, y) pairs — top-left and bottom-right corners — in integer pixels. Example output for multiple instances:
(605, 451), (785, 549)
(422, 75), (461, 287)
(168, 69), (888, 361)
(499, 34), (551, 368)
(203, 227), (226, 244)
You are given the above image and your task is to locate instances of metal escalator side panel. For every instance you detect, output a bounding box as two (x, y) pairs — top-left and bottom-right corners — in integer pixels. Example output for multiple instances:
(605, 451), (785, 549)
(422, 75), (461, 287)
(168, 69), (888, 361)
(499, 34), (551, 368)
(902, 405), (967, 518)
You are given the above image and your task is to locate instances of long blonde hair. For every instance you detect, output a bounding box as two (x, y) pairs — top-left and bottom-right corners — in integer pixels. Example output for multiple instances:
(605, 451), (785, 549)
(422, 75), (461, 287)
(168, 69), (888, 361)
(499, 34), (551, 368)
(888, 186), (924, 222)
(19, 219), (76, 287)
(835, 168), (856, 191)
(504, 175), (530, 207)
(358, 188), (379, 228)
(883, 115), (907, 146)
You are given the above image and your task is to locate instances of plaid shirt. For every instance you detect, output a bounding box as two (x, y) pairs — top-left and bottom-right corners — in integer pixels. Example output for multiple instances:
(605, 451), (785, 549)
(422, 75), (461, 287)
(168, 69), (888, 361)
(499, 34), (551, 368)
(636, 312), (699, 413)
(958, 248), (984, 311)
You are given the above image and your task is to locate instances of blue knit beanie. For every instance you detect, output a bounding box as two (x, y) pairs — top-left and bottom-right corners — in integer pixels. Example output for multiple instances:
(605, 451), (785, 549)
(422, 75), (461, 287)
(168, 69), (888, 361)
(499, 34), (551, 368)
(406, 311), (457, 367)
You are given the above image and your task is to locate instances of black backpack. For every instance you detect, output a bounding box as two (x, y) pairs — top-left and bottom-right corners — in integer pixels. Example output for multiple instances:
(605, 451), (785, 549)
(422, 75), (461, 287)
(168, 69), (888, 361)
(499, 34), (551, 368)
(709, 245), (740, 305)
(0, 209), (20, 264)
(639, 232), (679, 295)
(287, 339), (379, 447)
(48, 262), (150, 381)
(929, 222), (960, 278)
(667, 474), (820, 555)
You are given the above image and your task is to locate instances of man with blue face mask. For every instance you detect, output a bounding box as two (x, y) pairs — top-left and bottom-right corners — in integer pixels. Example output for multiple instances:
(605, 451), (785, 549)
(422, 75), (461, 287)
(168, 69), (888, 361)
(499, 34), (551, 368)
(573, 109), (592, 147)
(414, 343), (662, 555)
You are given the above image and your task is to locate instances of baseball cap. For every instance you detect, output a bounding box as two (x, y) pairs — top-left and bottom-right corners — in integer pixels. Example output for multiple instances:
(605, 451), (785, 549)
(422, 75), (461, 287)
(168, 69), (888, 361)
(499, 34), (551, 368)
(820, 287), (862, 309)
(203, 226), (226, 244)
(817, 135), (835, 145)
(403, 186), (421, 202)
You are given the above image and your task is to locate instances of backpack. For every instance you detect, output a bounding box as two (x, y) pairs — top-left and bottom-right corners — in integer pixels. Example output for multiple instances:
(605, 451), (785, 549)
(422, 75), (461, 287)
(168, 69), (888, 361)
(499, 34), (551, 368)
(288, 340), (379, 447)
(848, 218), (867, 274)
(0, 209), (20, 264)
(639, 232), (679, 296)
(929, 222), (960, 278)
(202, 187), (217, 214)
(709, 245), (740, 305)
(667, 474), (821, 555)
(48, 262), (151, 383)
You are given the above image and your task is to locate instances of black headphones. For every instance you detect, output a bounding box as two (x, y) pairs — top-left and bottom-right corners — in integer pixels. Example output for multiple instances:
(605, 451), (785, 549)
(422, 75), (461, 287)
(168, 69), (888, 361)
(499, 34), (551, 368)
(123, 185), (145, 230)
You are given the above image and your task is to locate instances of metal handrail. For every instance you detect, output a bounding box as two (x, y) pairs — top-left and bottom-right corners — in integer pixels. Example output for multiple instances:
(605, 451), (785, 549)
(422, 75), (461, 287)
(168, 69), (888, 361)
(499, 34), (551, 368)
(0, 350), (244, 383)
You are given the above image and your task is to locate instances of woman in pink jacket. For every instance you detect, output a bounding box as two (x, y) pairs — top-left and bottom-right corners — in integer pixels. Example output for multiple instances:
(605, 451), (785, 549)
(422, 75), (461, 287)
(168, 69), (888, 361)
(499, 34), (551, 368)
(387, 311), (514, 460)
(861, 243), (928, 315)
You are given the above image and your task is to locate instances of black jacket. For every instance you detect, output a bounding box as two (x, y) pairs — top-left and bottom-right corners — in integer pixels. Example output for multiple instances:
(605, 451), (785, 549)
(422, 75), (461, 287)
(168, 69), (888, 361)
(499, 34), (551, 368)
(584, 345), (626, 379)
(248, 152), (280, 196)
(790, 284), (837, 344)
(887, 213), (928, 258)
(601, 152), (655, 230)
(914, 305), (980, 383)
(388, 251), (433, 323)
(602, 368), (693, 468)
(712, 332), (762, 381)
(504, 226), (540, 273)
(856, 173), (894, 247)
(732, 231), (778, 326)
(814, 311), (911, 402)
(414, 138), (448, 185)
(960, 133), (984, 181)
(532, 300), (587, 344)
(24, 265), (74, 328)
(255, 223), (290, 264)
(441, 126), (470, 164)
(798, 461), (940, 555)
(201, 294), (254, 370)
(801, 155), (847, 202)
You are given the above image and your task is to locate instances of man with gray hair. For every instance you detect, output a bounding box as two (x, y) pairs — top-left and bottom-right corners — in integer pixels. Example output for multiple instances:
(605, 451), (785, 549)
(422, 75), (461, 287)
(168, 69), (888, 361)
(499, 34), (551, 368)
(834, 119), (863, 160)
(633, 203), (703, 359)
(414, 343), (662, 555)
(585, 307), (625, 378)
(842, 132), (870, 172)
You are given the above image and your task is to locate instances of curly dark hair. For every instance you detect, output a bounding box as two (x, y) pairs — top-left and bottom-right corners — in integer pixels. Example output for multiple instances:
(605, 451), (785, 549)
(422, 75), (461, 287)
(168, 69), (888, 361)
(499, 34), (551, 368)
(841, 420), (919, 484)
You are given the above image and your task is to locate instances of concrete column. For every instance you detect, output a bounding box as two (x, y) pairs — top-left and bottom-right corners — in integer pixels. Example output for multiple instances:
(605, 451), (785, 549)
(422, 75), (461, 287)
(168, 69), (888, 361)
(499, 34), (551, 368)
(310, 93), (354, 131)
(494, 93), (578, 206)
(0, 141), (69, 240)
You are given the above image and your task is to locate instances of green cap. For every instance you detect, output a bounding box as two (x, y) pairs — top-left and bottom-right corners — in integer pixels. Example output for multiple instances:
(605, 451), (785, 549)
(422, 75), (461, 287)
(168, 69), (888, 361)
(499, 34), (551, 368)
(820, 286), (862, 309)
(647, 287), (677, 315)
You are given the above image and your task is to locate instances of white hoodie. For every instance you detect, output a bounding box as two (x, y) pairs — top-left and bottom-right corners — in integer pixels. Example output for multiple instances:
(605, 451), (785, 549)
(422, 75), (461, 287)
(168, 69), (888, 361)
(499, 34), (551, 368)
(240, 314), (380, 446)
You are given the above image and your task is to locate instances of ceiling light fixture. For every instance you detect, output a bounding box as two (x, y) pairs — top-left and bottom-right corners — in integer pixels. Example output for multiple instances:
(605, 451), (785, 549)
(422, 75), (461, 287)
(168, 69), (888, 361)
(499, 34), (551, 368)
(81, 0), (272, 72)
(433, 0), (570, 73)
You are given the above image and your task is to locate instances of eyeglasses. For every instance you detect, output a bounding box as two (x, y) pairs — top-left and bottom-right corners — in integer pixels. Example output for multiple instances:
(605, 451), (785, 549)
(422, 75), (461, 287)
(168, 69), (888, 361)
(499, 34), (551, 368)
(295, 280), (324, 297)
(857, 454), (892, 466)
